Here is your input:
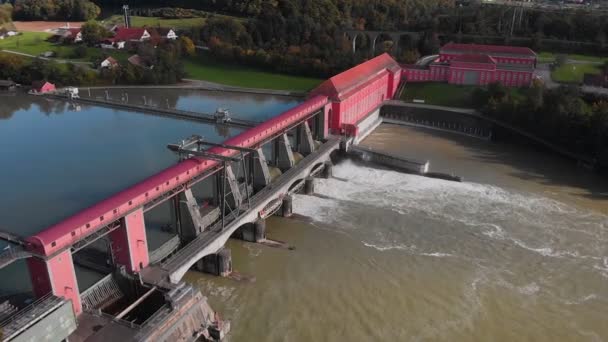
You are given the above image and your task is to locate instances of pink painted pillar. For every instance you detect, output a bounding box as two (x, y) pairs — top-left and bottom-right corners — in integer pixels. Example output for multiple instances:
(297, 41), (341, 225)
(27, 250), (82, 314)
(109, 208), (149, 273)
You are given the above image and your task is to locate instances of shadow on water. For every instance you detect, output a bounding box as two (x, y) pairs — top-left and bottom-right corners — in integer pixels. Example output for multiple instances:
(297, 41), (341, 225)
(369, 124), (608, 210)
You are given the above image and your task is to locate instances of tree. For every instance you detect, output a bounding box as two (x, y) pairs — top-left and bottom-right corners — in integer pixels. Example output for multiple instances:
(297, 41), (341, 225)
(80, 20), (109, 46)
(555, 54), (568, 67)
(72, 45), (87, 59)
(179, 36), (196, 57)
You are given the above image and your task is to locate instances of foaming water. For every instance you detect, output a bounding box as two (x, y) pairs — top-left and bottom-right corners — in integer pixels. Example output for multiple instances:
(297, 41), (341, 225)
(290, 160), (608, 340)
(192, 126), (608, 341)
(294, 160), (607, 266)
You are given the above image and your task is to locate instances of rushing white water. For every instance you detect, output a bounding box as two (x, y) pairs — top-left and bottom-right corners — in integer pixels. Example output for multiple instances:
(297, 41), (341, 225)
(293, 161), (608, 315)
(193, 126), (608, 341)
(295, 160), (606, 265)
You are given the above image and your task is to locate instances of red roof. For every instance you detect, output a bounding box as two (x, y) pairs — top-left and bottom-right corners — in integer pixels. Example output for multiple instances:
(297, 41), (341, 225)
(311, 53), (400, 101)
(441, 43), (536, 57)
(66, 28), (81, 36)
(112, 27), (147, 42)
(103, 56), (118, 65)
(451, 54), (496, 64)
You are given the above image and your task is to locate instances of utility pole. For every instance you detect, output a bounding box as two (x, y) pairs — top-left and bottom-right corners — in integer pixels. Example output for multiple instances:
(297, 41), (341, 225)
(123, 5), (130, 28)
(510, 6), (517, 37)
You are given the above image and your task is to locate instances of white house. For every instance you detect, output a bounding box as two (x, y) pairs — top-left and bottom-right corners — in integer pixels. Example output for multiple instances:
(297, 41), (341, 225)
(100, 56), (119, 69)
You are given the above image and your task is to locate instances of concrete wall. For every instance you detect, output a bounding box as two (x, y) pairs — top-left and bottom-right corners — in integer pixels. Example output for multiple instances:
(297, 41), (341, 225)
(109, 208), (150, 273)
(27, 250), (82, 314)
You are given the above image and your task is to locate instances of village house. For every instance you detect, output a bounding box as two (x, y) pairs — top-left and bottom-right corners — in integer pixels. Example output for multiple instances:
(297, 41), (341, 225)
(128, 54), (154, 70)
(150, 28), (178, 40)
(0, 80), (16, 91)
(101, 27), (151, 49)
(52, 27), (82, 43)
(30, 81), (56, 94)
(100, 56), (119, 69)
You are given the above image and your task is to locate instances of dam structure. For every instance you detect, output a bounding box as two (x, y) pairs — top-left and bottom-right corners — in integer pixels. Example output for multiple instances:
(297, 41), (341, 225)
(0, 53), (404, 341)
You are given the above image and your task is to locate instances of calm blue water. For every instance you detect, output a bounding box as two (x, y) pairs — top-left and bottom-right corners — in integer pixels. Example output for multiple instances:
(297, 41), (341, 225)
(86, 88), (301, 121)
(0, 91), (298, 295)
(0, 91), (299, 237)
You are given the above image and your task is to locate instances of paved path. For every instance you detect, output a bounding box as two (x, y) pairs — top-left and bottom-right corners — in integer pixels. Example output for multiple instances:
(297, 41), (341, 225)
(74, 79), (305, 97)
(0, 49), (92, 66)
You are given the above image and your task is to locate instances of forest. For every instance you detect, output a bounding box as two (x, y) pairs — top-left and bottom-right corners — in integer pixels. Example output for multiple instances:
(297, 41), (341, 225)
(473, 81), (608, 176)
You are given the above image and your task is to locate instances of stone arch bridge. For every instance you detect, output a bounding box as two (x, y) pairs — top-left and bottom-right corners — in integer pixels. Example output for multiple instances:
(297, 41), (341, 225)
(343, 29), (422, 55)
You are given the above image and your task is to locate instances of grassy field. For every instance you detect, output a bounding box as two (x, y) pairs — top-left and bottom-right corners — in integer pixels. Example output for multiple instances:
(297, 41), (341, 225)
(538, 52), (608, 64)
(184, 53), (323, 91)
(103, 15), (207, 29)
(400, 83), (478, 107)
(551, 63), (602, 83)
(0, 31), (102, 60)
(0, 31), (132, 64)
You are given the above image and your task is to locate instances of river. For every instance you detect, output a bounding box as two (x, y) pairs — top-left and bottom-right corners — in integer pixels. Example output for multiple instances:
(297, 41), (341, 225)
(185, 124), (607, 341)
(1, 92), (606, 340)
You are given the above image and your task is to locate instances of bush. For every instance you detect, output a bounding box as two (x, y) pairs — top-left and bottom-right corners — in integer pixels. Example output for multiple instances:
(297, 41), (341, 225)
(72, 45), (87, 59)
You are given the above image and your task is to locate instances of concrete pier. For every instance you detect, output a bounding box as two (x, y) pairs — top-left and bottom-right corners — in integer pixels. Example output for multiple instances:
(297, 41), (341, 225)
(280, 195), (293, 218)
(304, 177), (315, 195)
(253, 148), (272, 191)
(321, 161), (333, 179)
(238, 219), (266, 243)
(276, 134), (296, 171)
(196, 248), (232, 277)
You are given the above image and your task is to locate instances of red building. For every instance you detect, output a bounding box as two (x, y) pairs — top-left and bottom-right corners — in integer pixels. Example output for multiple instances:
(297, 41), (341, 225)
(310, 53), (402, 134)
(31, 81), (56, 93)
(403, 43), (537, 87)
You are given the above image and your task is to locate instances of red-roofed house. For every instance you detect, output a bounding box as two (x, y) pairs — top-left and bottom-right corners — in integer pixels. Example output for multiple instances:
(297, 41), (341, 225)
(31, 81), (56, 94)
(101, 27), (151, 49)
(402, 43), (537, 87)
(100, 56), (119, 69)
(310, 53), (402, 134)
(53, 28), (82, 43)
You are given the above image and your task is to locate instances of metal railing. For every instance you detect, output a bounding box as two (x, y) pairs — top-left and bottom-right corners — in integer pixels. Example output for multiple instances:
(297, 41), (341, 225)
(81, 274), (124, 311)
(0, 293), (63, 339)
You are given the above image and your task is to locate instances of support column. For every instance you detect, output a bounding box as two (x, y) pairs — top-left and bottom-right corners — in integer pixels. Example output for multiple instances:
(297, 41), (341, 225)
(304, 177), (315, 195)
(276, 133), (295, 171)
(239, 219), (266, 242)
(224, 164), (243, 210)
(195, 248), (232, 277)
(179, 189), (220, 241)
(27, 250), (82, 315)
(109, 207), (149, 273)
(322, 161), (333, 179)
(297, 121), (316, 155)
(253, 148), (271, 191)
(280, 195), (293, 218)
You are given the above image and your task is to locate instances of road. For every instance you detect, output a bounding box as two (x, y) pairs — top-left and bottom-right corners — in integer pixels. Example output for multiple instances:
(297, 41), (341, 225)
(0, 49), (92, 66)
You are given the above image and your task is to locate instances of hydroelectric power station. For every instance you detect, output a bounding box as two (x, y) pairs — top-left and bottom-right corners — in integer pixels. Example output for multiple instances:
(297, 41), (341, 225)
(0, 53), (476, 341)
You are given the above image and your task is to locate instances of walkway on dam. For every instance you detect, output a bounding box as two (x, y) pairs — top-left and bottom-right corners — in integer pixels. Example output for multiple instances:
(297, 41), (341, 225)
(77, 80), (307, 98)
(142, 138), (341, 285)
(46, 94), (259, 129)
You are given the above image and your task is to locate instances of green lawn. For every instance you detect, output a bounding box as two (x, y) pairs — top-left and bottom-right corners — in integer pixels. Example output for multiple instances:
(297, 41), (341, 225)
(551, 63), (602, 83)
(103, 15), (207, 29)
(401, 83), (478, 107)
(0, 31), (104, 61)
(183, 54), (323, 92)
(0, 31), (133, 64)
(538, 51), (608, 64)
